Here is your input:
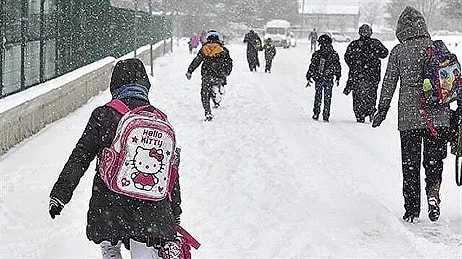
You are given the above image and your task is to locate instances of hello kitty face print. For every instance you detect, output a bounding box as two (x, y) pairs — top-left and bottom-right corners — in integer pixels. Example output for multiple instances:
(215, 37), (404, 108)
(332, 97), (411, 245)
(130, 146), (166, 191)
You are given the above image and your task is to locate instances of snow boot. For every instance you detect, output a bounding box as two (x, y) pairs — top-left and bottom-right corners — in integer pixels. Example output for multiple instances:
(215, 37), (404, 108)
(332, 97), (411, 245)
(403, 211), (419, 223)
(204, 113), (213, 121)
(427, 197), (440, 222)
(312, 114), (319, 120)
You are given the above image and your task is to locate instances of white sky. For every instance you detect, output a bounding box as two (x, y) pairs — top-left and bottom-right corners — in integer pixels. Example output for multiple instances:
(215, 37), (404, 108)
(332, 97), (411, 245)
(1, 36), (462, 258)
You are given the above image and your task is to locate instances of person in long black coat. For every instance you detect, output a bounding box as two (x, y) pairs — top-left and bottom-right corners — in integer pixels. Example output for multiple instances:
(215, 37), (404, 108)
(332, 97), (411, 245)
(49, 58), (182, 257)
(344, 24), (389, 123)
(243, 30), (262, 71)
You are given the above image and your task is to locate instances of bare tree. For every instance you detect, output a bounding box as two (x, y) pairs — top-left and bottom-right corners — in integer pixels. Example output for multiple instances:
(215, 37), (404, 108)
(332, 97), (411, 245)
(386, 0), (444, 31)
(360, 2), (384, 27)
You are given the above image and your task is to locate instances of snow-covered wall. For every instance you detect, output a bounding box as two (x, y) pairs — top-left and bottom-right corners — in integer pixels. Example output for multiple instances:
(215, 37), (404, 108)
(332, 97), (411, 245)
(0, 40), (172, 156)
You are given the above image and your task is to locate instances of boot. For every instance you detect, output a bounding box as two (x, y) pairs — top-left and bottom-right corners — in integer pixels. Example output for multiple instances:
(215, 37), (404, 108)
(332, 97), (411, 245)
(427, 197), (440, 222)
(403, 211), (419, 223)
(426, 182), (441, 222)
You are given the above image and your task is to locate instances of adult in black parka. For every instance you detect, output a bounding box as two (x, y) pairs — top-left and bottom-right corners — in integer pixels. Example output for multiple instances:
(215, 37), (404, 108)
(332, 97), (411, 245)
(49, 58), (182, 256)
(344, 24), (389, 123)
(243, 30), (262, 71)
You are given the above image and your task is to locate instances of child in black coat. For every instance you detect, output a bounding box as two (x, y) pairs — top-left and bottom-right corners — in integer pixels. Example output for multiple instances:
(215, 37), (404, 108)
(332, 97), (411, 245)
(305, 34), (341, 122)
(49, 58), (182, 258)
(263, 38), (276, 73)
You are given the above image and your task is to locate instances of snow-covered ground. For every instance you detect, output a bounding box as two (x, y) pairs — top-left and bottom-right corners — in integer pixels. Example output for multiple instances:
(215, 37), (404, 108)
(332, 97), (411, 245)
(1, 36), (462, 259)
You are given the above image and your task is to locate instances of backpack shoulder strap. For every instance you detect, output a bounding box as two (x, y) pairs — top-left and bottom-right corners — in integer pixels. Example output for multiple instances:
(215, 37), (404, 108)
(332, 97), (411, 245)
(106, 99), (131, 115)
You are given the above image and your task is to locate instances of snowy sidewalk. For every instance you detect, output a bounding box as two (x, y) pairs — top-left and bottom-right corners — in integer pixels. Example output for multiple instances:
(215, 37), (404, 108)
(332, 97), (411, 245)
(1, 39), (461, 258)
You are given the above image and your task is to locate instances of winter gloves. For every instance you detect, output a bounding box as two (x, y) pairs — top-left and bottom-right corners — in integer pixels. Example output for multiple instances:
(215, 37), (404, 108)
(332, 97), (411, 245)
(305, 77), (339, 87)
(49, 197), (64, 219)
(305, 79), (313, 87)
(343, 83), (353, 95)
(372, 107), (389, 128)
(185, 72), (192, 80)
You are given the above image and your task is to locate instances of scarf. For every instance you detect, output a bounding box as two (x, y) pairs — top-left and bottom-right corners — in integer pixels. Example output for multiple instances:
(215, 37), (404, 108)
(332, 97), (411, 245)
(111, 83), (149, 102)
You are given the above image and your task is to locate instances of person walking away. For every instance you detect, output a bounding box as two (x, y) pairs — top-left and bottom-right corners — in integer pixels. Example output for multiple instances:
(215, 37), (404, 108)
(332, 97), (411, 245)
(243, 29), (262, 71)
(344, 24), (389, 123)
(305, 34), (341, 122)
(372, 6), (457, 223)
(263, 38), (276, 73)
(188, 33), (201, 54)
(199, 30), (207, 44)
(48, 58), (183, 258)
(308, 28), (318, 53)
(186, 30), (233, 121)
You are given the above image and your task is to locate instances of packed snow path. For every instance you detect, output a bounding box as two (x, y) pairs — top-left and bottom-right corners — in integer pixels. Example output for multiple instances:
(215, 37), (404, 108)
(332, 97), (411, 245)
(1, 38), (462, 258)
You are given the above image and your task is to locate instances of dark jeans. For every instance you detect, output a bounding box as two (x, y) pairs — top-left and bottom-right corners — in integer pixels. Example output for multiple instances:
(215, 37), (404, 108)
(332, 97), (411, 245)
(313, 80), (333, 119)
(400, 128), (448, 217)
(352, 79), (378, 120)
(265, 58), (273, 72)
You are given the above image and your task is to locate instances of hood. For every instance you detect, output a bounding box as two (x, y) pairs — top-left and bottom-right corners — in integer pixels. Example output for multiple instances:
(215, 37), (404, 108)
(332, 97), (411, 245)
(359, 24), (372, 38)
(318, 34), (332, 46)
(201, 42), (224, 57)
(395, 6), (430, 43)
(109, 58), (151, 94)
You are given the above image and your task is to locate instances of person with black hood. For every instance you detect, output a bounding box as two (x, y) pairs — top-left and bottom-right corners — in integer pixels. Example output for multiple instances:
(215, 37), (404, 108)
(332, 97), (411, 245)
(372, 6), (455, 223)
(344, 24), (389, 123)
(49, 58), (183, 258)
(306, 34), (341, 122)
(243, 29), (262, 72)
(263, 37), (276, 73)
(186, 30), (233, 121)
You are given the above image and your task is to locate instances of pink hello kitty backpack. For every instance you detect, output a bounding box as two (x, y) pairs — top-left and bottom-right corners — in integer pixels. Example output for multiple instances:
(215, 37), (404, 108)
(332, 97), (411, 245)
(98, 99), (178, 202)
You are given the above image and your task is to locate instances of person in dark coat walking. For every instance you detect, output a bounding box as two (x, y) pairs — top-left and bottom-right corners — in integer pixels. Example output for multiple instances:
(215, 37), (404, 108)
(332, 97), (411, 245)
(308, 28), (318, 53)
(263, 38), (276, 73)
(344, 24), (389, 123)
(243, 29), (262, 71)
(186, 30), (233, 121)
(306, 34), (341, 122)
(372, 6), (456, 223)
(49, 58), (182, 258)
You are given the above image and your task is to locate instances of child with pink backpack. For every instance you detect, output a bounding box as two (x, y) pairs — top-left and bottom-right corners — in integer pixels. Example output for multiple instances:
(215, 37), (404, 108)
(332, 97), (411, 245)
(49, 58), (199, 258)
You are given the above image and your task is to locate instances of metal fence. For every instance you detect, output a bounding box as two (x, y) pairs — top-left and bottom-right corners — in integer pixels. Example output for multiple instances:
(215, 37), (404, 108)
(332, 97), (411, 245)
(0, 0), (172, 98)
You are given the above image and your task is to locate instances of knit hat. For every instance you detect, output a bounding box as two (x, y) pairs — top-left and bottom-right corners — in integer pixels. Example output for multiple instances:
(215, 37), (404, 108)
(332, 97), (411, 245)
(206, 30), (220, 41)
(359, 24), (372, 37)
(109, 58), (151, 94)
(318, 34), (332, 45)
